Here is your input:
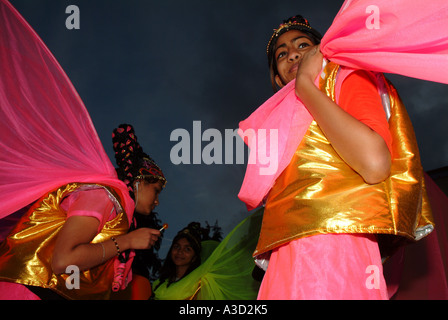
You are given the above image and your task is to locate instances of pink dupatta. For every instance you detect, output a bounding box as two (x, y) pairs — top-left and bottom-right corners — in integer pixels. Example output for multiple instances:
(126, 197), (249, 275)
(238, 0), (448, 210)
(0, 0), (134, 220)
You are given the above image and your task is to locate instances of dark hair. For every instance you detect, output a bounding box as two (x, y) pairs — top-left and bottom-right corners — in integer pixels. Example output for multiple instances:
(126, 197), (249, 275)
(112, 123), (166, 199)
(130, 211), (164, 281)
(267, 15), (322, 92)
(155, 222), (202, 287)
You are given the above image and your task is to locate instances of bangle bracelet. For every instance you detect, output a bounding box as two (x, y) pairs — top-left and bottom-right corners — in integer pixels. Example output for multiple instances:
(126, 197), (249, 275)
(111, 237), (121, 257)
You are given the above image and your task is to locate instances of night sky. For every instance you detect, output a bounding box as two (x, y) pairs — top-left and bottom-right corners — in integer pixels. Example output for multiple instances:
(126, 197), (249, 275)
(9, 0), (448, 255)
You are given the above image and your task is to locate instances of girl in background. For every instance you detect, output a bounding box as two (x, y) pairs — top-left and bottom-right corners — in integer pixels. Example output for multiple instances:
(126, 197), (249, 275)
(152, 223), (203, 299)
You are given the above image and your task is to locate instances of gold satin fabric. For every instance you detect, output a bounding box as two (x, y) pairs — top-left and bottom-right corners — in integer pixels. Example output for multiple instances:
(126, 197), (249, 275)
(0, 183), (129, 300)
(254, 62), (434, 258)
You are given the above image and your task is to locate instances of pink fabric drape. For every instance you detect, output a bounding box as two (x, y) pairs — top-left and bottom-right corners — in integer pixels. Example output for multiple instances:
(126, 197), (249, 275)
(238, 80), (313, 209)
(0, 0), (134, 221)
(238, 0), (448, 210)
(322, 0), (448, 84)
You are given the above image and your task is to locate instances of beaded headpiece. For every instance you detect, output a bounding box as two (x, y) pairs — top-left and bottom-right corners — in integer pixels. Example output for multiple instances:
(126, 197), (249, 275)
(267, 15), (323, 92)
(267, 15), (322, 58)
(175, 222), (203, 252)
(112, 124), (166, 198)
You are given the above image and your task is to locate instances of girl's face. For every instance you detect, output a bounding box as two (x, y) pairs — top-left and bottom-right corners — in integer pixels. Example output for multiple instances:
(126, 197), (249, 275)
(273, 30), (316, 87)
(171, 237), (196, 268)
(134, 179), (163, 215)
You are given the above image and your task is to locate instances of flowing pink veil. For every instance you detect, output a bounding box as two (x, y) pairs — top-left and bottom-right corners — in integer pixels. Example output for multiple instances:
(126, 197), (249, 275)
(321, 0), (448, 83)
(0, 0), (134, 224)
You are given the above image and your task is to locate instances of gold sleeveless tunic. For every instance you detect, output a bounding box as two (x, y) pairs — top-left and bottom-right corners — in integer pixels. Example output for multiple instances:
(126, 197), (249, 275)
(0, 183), (129, 300)
(254, 62), (434, 258)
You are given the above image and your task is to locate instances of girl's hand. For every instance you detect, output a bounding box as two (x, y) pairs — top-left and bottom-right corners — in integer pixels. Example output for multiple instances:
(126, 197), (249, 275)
(124, 228), (161, 250)
(295, 44), (323, 86)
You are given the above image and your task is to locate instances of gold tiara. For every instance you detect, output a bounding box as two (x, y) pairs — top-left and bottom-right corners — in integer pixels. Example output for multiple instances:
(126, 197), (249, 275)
(266, 22), (313, 55)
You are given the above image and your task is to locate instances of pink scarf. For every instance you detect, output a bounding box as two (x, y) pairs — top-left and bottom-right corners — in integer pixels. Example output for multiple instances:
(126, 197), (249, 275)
(238, 0), (448, 210)
(0, 0), (134, 220)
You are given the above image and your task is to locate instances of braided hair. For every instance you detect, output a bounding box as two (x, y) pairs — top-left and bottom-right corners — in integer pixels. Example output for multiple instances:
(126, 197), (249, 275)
(112, 124), (166, 279)
(112, 124), (166, 200)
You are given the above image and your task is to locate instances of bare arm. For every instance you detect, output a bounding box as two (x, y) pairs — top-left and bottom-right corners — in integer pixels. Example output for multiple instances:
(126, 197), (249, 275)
(52, 215), (160, 274)
(295, 45), (391, 184)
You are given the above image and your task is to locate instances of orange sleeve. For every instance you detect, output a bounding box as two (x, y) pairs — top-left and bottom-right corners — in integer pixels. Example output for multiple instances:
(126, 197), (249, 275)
(338, 70), (392, 153)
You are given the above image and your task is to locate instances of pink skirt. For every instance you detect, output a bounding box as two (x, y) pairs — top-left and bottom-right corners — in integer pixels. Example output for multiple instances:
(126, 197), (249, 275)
(257, 233), (388, 300)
